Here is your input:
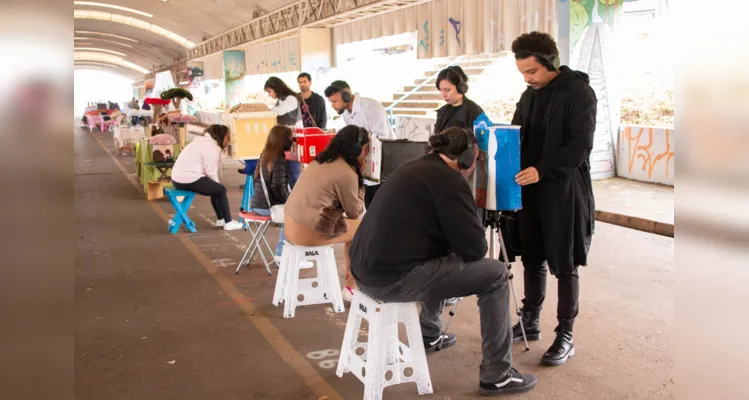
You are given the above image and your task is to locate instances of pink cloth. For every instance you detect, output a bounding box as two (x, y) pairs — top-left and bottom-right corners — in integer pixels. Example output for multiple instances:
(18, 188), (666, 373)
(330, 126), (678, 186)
(149, 133), (177, 145)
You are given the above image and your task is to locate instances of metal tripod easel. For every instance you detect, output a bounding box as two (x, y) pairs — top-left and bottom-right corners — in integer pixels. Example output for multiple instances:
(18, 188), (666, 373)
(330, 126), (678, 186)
(438, 211), (530, 351)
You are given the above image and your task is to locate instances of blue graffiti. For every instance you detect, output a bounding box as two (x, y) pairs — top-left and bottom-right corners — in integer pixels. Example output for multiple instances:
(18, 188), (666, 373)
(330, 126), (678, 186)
(418, 20), (430, 50)
(448, 17), (462, 46)
(439, 29), (445, 46)
(289, 52), (297, 66)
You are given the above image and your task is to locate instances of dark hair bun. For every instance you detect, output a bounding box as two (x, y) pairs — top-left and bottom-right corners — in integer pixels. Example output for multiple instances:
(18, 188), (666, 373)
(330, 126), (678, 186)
(428, 134), (450, 152)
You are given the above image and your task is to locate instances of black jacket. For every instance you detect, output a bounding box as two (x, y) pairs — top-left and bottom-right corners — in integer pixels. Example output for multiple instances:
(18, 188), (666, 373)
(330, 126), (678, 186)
(351, 152), (487, 288)
(300, 92), (327, 129)
(509, 66), (597, 271)
(434, 97), (484, 135)
(251, 156), (289, 209)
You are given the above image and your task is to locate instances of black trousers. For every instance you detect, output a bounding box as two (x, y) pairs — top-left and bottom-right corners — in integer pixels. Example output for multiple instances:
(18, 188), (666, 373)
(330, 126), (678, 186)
(173, 177), (233, 222)
(517, 203), (579, 327)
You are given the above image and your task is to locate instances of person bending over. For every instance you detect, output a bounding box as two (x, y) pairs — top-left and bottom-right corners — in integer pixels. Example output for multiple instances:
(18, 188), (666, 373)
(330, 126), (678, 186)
(350, 127), (537, 396)
(264, 76), (301, 126)
(283, 125), (368, 303)
(250, 125), (292, 259)
(172, 124), (243, 231)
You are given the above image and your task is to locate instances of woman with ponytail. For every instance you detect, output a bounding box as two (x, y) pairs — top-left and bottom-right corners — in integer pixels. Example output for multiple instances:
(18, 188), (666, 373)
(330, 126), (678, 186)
(283, 125), (370, 302)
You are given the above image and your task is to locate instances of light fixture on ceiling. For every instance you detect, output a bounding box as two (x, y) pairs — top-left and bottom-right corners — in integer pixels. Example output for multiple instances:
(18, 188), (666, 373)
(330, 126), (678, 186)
(75, 61), (122, 68)
(73, 1), (153, 18)
(74, 37), (134, 48)
(74, 10), (195, 48)
(74, 52), (149, 74)
(75, 30), (138, 43)
(75, 47), (127, 56)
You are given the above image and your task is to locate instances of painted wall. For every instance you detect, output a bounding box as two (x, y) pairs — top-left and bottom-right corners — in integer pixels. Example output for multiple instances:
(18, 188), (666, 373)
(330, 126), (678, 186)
(617, 125), (674, 186)
(392, 115), (435, 141)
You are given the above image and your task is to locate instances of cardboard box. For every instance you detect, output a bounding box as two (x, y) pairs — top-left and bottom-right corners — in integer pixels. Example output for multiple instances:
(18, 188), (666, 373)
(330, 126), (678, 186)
(363, 138), (429, 182)
(222, 111), (277, 160)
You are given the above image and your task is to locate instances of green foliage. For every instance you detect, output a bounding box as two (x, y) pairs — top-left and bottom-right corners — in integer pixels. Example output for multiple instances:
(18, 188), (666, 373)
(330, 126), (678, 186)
(160, 88), (194, 101)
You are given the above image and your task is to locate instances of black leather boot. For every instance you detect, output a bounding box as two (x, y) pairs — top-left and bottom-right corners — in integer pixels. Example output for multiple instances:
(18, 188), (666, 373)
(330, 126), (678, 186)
(541, 320), (575, 366)
(512, 308), (541, 342)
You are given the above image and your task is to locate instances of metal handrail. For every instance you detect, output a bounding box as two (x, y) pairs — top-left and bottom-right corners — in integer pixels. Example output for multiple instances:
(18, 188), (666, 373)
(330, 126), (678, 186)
(386, 54), (467, 128)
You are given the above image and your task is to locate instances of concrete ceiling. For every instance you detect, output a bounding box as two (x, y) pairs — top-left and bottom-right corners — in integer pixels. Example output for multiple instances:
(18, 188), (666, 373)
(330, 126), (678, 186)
(73, 0), (297, 78)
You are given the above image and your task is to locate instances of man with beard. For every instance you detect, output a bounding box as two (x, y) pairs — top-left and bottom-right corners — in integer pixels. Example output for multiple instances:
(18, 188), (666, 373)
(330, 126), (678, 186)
(510, 31), (597, 366)
(324, 80), (395, 207)
(297, 72), (327, 129)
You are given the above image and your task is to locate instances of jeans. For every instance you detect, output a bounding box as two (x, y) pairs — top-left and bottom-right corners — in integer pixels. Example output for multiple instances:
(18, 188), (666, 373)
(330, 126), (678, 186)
(356, 254), (513, 383)
(251, 208), (284, 257)
(173, 177), (232, 222)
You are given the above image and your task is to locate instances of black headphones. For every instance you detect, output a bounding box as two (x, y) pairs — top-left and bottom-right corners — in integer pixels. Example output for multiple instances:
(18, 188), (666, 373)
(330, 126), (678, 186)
(354, 126), (368, 148)
(438, 66), (469, 94)
(331, 83), (352, 104)
(457, 129), (475, 170)
(518, 52), (561, 71)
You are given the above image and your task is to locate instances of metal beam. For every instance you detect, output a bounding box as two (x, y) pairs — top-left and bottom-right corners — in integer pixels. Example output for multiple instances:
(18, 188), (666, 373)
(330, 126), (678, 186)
(187, 0), (432, 59)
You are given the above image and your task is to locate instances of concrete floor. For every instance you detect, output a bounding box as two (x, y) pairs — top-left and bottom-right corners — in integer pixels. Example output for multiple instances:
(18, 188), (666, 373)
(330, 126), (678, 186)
(75, 126), (674, 400)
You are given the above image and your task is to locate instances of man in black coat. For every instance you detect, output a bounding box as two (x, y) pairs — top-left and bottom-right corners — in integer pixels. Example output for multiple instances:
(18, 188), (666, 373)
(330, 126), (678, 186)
(510, 31), (597, 366)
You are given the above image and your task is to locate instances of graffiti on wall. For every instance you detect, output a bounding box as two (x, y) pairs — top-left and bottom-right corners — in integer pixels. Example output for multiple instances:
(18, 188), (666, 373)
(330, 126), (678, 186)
(419, 20), (430, 51)
(448, 17), (462, 46)
(570, 0), (623, 49)
(618, 125), (674, 186)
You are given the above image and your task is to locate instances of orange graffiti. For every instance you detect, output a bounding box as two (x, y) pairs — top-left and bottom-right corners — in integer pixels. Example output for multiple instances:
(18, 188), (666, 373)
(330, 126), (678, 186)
(624, 126), (674, 179)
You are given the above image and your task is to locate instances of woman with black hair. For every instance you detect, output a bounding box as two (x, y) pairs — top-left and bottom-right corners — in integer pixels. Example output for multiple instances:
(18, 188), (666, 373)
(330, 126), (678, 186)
(434, 65), (485, 134)
(172, 124), (243, 231)
(264, 76), (301, 126)
(283, 125), (370, 302)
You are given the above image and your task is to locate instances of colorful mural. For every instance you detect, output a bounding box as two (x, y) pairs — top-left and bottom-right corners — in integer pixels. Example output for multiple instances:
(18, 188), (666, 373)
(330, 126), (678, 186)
(617, 125), (674, 186)
(223, 50), (246, 108)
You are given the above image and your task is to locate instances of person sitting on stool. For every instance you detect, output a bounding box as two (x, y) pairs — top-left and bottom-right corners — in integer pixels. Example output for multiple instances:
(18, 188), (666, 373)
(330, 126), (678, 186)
(250, 125), (293, 260)
(324, 80), (395, 208)
(350, 128), (537, 396)
(171, 124), (243, 231)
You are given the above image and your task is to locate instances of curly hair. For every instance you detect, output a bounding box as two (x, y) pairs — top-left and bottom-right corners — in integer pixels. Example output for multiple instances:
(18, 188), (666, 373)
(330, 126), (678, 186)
(315, 125), (370, 189)
(511, 31), (559, 60)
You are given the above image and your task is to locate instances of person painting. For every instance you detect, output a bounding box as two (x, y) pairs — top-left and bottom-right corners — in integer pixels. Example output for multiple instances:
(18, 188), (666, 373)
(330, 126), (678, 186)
(509, 31), (597, 367)
(297, 72), (327, 129)
(350, 127), (537, 396)
(171, 124), (243, 231)
(283, 125), (369, 302)
(250, 125), (293, 259)
(264, 76), (301, 126)
(434, 66), (485, 134)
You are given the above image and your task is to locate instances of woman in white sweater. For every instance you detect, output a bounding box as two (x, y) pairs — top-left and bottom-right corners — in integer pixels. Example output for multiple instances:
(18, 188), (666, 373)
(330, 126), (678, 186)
(171, 124), (243, 231)
(264, 77), (301, 126)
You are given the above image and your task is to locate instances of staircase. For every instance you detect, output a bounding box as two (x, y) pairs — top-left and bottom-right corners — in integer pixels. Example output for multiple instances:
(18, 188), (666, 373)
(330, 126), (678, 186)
(383, 53), (501, 119)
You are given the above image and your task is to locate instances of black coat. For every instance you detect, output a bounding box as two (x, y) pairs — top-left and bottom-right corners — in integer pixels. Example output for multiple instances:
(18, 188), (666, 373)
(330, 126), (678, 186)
(509, 66), (597, 273)
(434, 97), (484, 135)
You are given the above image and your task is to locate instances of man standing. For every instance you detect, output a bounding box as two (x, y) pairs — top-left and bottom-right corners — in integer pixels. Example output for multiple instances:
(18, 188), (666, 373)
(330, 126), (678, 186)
(297, 72), (327, 129)
(324, 80), (395, 207)
(510, 31), (597, 366)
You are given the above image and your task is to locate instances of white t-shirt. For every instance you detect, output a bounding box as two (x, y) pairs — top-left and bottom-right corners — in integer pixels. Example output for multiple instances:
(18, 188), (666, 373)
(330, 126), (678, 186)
(341, 94), (395, 140)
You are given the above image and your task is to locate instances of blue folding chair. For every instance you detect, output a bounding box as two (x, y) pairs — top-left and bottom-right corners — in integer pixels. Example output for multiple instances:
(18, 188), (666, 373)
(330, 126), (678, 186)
(165, 189), (197, 234)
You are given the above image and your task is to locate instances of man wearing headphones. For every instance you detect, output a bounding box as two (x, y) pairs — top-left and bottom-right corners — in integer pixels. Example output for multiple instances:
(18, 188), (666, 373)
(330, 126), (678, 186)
(510, 31), (597, 367)
(324, 80), (395, 207)
(349, 127), (537, 396)
(434, 65), (485, 134)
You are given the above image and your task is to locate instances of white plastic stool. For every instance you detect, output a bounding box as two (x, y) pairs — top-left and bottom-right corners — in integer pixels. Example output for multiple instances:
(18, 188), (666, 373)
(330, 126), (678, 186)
(336, 290), (433, 400)
(272, 242), (345, 318)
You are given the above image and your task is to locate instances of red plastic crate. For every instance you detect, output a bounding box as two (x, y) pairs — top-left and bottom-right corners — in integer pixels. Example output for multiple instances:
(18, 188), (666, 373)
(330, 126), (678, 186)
(294, 127), (336, 164)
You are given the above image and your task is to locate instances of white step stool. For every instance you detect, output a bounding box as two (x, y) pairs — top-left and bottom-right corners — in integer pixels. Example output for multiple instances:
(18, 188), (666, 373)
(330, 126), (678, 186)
(336, 290), (433, 400)
(272, 242), (345, 318)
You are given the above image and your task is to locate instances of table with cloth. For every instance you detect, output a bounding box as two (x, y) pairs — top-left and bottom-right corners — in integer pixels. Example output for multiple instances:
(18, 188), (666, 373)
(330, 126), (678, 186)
(135, 139), (181, 199)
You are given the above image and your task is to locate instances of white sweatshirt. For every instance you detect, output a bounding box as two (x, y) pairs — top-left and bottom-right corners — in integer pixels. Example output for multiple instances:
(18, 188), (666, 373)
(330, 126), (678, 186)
(171, 133), (222, 184)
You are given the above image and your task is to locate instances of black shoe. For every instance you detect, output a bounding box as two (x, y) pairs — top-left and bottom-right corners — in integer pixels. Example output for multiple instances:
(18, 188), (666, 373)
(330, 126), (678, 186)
(512, 309), (541, 342)
(541, 325), (575, 366)
(423, 333), (457, 353)
(479, 368), (537, 396)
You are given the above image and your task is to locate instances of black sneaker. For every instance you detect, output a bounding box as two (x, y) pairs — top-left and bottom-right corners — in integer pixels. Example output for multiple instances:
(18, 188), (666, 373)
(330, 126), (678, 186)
(423, 333), (457, 353)
(479, 368), (537, 396)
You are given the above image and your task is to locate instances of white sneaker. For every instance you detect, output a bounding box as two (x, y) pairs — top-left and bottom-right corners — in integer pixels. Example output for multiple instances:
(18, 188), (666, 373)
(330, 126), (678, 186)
(215, 219), (226, 227)
(223, 220), (243, 231)
(342, 287), (354, 303)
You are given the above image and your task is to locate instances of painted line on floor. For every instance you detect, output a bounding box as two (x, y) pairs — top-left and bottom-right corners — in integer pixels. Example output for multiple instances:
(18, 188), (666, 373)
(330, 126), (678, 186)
(88, 130), (344, 400)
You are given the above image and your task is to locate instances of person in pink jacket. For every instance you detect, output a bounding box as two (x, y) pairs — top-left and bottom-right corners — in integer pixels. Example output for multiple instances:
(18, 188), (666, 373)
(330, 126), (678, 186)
(171, 124), (243, 231)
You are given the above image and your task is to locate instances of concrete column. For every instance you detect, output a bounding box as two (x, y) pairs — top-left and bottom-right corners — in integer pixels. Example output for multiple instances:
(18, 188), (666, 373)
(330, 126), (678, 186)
(299, 27), (334, 94)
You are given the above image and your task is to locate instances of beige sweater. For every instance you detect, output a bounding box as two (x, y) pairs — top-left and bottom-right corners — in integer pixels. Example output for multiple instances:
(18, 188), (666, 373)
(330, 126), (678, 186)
(285, 158), (365, 238)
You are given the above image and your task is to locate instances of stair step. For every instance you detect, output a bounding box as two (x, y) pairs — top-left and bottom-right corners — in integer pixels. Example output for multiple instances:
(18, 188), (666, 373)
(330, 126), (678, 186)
(403, 85), (441, 93)
(383, 100), (441, 109)
(424, 65), (486, 77)
(390, 109), (435, 116)
(435, 59), (494, 69)
(392, 92), (442, 101)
